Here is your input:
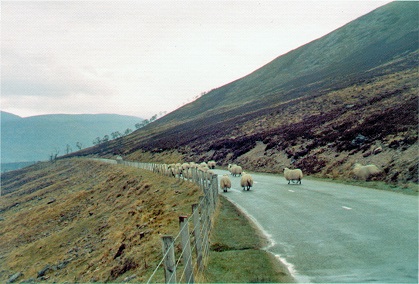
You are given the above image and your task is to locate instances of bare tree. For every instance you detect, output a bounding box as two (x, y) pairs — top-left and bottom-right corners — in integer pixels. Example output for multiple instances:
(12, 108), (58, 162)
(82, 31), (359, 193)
(50, 149), (59, 163)
(93, 137), (101, 145)
(111, 131), (122, 139)
(124, 128), (132, 136)
(66, 144), (72, 154)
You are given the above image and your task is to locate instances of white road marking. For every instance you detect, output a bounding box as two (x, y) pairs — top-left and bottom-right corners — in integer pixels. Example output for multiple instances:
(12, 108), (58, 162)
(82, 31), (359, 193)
(342, 206), (352, 210)
(288, 190), (295, 192)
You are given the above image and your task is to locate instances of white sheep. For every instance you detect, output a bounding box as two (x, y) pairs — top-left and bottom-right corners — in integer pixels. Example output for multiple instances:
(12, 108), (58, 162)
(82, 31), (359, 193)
(240, 172), (253, 191)
(353, 163), (382, 181)
(230, 165), (243, 177)
(200, 162), (208, 168)
(199, 163), (210, 172)
(220, 174), (231, 192)
(182, 162), (190, 171)
(168, 164), (182, 178)
(283, 168), (303, 184)
(189, 162), (198, 168)
(207, 160), (216, 169)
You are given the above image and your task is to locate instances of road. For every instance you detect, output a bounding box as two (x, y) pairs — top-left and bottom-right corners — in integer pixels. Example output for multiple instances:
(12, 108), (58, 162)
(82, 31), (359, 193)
(213, 169), (418, 283)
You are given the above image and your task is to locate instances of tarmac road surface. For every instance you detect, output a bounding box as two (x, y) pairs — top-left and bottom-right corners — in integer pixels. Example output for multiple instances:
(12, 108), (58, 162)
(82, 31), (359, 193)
(214, 169), (418, 283)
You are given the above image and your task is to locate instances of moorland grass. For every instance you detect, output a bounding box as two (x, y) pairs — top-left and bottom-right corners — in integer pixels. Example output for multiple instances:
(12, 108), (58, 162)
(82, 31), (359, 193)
(201, 196), (295, 283)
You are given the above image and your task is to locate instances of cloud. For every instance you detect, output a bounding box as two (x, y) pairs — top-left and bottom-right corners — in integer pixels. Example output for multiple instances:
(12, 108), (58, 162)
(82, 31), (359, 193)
(2, 50), (114, 98)
(1, 93), (115, 118)
(1, 1), (391, 118)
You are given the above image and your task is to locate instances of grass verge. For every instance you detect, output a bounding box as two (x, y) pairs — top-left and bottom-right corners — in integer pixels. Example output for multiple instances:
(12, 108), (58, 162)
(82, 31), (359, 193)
(201, 196), (295, 283)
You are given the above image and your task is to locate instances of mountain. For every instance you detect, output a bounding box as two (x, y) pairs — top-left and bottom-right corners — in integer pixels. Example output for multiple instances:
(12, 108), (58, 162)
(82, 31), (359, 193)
(69, 2), (418, 186)
(1, 112), (142, 163)
(1, 111), (22, 123)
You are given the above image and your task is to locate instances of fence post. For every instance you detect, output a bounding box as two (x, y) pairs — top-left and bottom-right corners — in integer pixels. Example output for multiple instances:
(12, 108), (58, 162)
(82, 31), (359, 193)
(207, 179), (214, 214)
(200, 195), (210, 260)
(162, 235), (177, 283)
(191, 204), (203, 271)
(212, 174), (218, 209)
(179, 215), (194, 283)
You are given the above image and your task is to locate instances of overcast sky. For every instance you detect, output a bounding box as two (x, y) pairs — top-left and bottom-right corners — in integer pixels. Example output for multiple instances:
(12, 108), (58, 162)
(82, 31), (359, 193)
(1, 1), (391, 119)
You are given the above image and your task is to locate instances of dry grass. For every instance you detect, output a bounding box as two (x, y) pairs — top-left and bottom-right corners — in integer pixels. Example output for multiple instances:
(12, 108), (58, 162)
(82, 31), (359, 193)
(0, 159), (201, 283)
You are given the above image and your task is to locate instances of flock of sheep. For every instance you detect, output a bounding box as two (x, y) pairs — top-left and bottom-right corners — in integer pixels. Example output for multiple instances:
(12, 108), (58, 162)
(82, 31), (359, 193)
(161, 160), (381, 193)
(164, 161), (217, 181)
(220, 164), (254, 192)
(220, 164), (304, 192)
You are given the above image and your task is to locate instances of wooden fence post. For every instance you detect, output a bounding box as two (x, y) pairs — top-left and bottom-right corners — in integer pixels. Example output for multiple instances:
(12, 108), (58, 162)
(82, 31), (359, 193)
(179, 215), (194, 283)
(191, 204), (203, 271)
(162, 235), (177, 283)
(212, 174), (218, 208)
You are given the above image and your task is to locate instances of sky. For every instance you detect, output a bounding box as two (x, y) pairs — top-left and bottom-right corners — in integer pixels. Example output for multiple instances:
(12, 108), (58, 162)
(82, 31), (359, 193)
(1, 0), (391, 119)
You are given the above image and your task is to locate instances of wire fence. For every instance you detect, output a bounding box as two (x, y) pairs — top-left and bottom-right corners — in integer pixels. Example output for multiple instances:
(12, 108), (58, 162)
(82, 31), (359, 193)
(111, 158), (219, 283)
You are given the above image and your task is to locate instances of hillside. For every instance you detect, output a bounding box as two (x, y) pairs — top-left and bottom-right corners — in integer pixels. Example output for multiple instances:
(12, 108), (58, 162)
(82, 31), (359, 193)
(0, 159), (293, 283)
(1, 112), (142, 163)
(0, 159), (202, 282)
(68, 2), (418, 187)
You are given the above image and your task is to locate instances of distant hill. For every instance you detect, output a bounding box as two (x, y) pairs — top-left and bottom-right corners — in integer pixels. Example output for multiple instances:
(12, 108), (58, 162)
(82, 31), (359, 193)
(1, 111), (22, 123)
(1, 112), (142, 163)
(69, 2), (418, 186)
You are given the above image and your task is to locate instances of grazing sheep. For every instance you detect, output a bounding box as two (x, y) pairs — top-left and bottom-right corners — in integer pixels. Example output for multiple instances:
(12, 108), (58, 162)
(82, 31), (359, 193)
(220, 174), (231, 192)
(353, 163), (382, 181)
(240, 172), (253, 191)
(208, 160), (216, 169)
(199, 163), (210, 172)
(230, 165), (243, 177)
(200, 162), (208, 168)
(168, 164), (182, 178)
(189, 162), (198, 168)
(283, 168), (303, 184)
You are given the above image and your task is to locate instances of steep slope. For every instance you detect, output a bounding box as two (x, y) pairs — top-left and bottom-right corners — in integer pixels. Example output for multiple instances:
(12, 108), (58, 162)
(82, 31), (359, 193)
(152, 1), (418, 122)
(0, 159), (201, 282)
(1, 113), (142, 163)
(69, 2), (418, 186)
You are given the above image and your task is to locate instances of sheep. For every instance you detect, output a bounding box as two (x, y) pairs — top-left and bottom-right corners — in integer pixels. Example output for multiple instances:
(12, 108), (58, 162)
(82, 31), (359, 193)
(353, 163), (382, 181)
(199, 163), (210, 172)
(240, 172), (253, 191)
(183, 168), (193, 180)
(207, 160), (216, 169)
(182, 162), (190, 171)
(200, 162), (208, 168)
(168, 164), (182, 178)
(230, 165), (243, 177)
(220, 174), (231, 192)
(189, 162), (198, 168)
(283, 168), (303, 184)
